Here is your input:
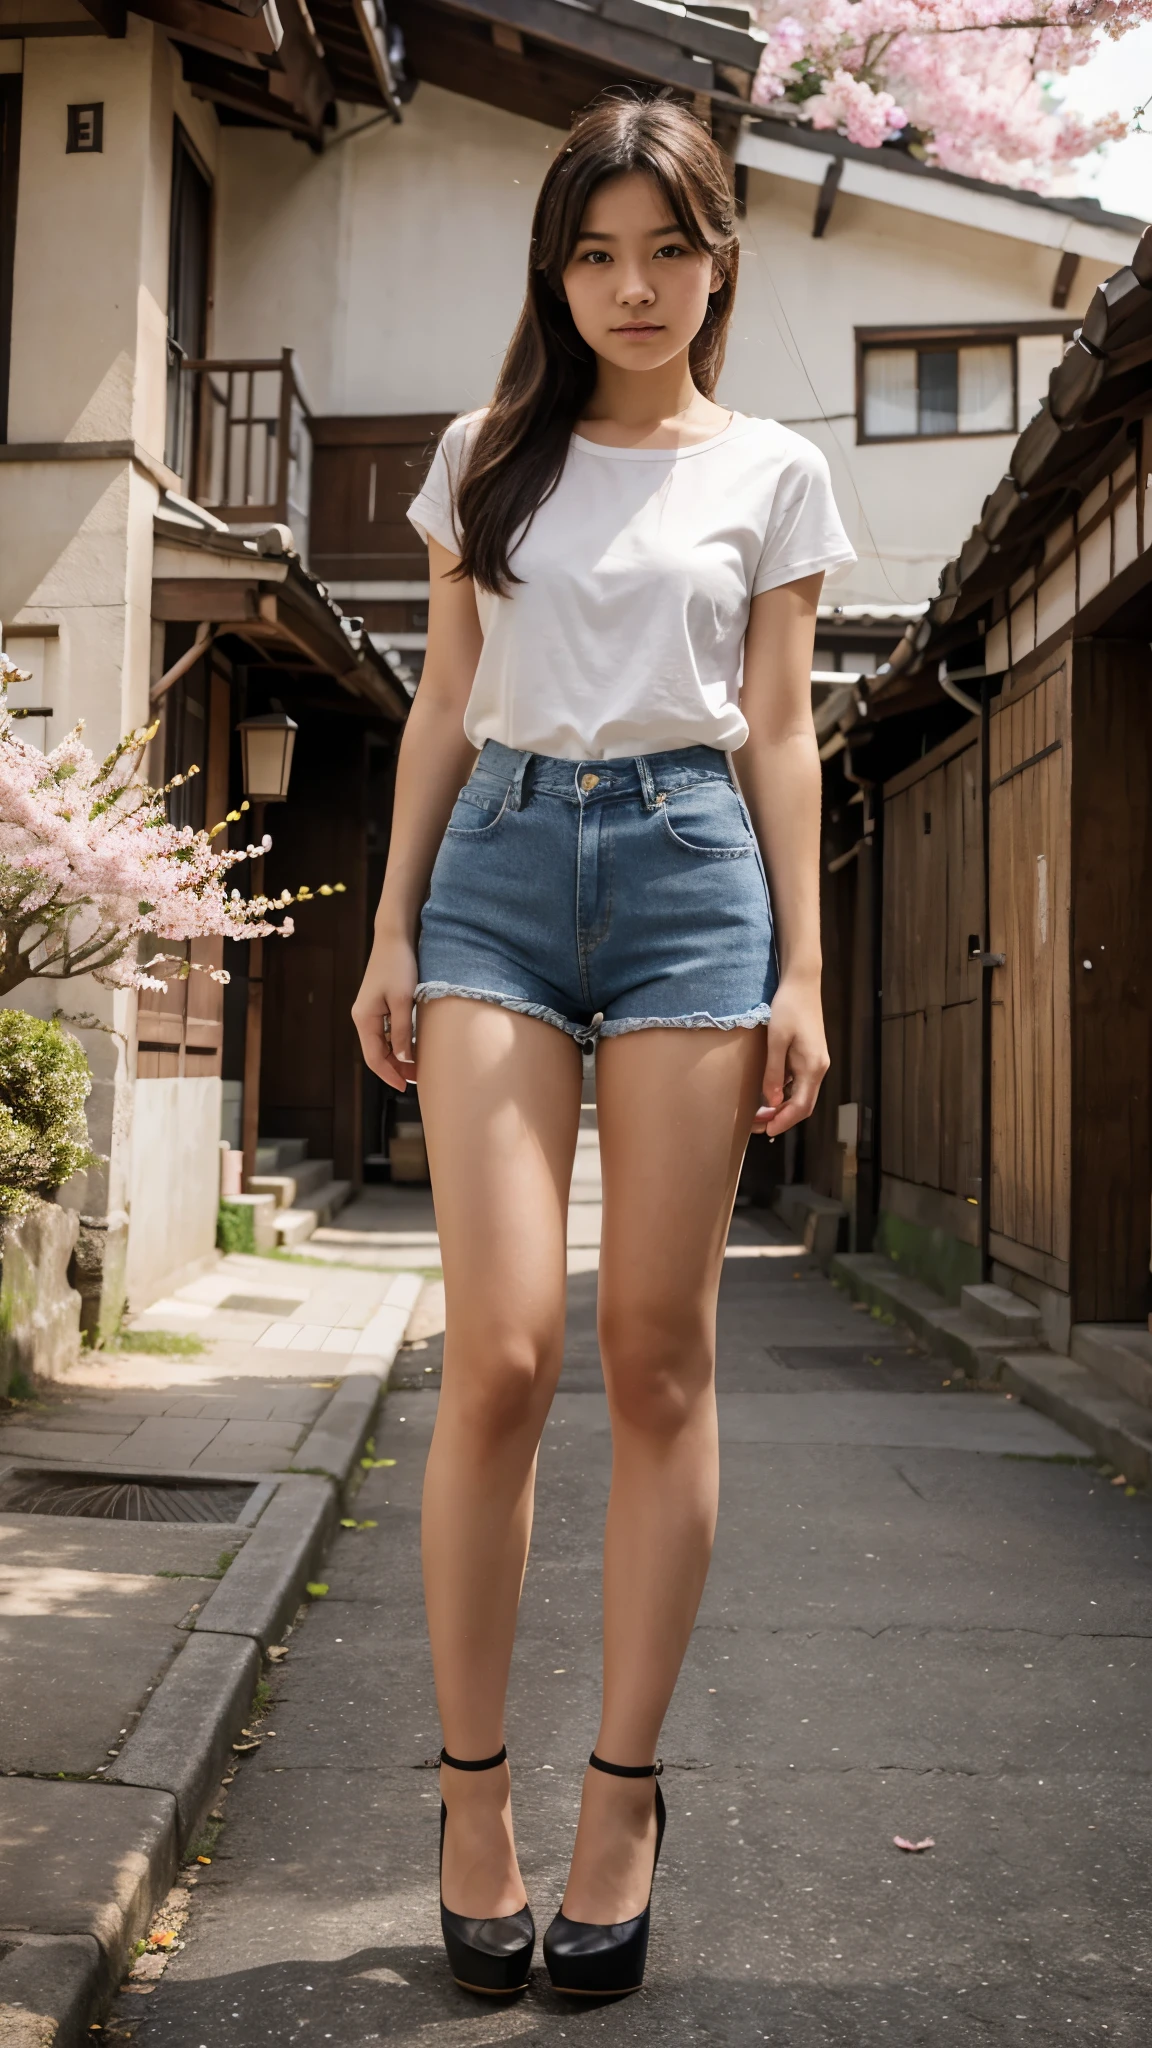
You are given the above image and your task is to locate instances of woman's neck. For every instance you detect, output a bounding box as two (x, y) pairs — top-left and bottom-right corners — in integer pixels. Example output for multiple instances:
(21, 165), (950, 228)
(577, 355), (730, 449)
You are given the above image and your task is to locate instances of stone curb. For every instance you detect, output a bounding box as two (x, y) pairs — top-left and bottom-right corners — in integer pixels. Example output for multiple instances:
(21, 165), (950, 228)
(0, 1780), (178, 2021)
(288, 1368), (388, 1485)
(0, 1933), (102, 2048)
(193, 1473), (336, 1650)
(106, 1632), (262, 1853)
(999, 1354), (1152, 1486)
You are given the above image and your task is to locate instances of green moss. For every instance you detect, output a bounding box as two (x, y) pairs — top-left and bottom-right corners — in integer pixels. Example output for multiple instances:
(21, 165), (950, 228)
(873, 1210), (981, 1305)
(114, 1328), (206, 1357)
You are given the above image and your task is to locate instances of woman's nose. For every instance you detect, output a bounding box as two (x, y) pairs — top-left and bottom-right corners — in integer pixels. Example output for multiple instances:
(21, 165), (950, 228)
(616, 272), (656, 306)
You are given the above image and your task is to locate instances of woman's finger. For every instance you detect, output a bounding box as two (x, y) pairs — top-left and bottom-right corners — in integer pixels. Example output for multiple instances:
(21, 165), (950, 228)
(386, 994), (416, 1065)
(761, 1020), (788, 1111)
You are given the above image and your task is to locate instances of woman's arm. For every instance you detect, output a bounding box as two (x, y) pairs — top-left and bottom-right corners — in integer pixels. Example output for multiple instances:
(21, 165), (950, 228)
(351, 536), (482, 1090)
(733, 571), (829, 1136)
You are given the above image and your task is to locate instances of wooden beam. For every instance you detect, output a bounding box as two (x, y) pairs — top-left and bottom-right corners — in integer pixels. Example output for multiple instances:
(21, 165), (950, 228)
(812, 157), (842, 239)
(1052, 250), (1080, 311)
(180, 47), (317, 133)
(76, 0), (127, 34)
(349, 0), (403, 112)
(276, 0), (335, 129)
(491, 18), (522, 51)
(133, 0), (281, 51)
(390, 0), (625, 129)
(425, 0), (712, 92)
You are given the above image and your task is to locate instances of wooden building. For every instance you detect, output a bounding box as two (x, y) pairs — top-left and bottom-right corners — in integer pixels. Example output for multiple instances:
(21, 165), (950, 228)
(806, 229), (1152, 1354)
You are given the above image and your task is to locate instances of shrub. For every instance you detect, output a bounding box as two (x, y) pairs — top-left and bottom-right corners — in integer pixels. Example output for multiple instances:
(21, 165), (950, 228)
(0, 1010), (99, 1221)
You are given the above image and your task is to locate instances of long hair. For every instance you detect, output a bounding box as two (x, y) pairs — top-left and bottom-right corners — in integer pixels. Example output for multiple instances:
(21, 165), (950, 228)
(453, 94), (739, 596)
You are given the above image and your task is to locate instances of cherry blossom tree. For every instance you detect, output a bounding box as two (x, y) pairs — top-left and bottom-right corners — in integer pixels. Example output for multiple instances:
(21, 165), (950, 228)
(0, 654), (338, 1000)
(750, 1), (1148, 189)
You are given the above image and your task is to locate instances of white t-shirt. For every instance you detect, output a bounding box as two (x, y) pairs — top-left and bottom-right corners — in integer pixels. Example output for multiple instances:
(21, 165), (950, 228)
(407, 409), (856, 761)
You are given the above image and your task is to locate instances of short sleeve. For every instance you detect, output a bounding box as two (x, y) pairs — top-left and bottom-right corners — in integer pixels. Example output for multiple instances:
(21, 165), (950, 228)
(751, 438), (856, 596)
(406, 412), (484, 555)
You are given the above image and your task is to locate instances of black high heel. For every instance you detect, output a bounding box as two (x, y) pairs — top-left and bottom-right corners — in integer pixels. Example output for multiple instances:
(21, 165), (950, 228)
(543, 1753), (666, 1998)
(438, 1744), (534, 1995)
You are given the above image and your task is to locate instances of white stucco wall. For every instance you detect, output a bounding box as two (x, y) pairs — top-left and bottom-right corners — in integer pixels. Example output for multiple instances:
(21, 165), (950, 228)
(211, 83), (1118, 608)
(126, 1077), (222, 1310)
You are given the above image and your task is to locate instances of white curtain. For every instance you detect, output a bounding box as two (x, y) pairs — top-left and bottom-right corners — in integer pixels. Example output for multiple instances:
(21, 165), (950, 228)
(863, 349), (918, 437)
(958, 344), (1015, 434)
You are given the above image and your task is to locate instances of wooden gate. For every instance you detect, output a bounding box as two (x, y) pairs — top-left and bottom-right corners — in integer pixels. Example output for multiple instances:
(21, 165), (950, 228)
(880, 723), (983, 1240)
(987, 656), (1072, 1292)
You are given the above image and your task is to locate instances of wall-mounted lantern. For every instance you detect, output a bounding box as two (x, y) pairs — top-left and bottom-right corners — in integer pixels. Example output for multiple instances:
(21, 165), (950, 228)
(237, 709), (298, 803)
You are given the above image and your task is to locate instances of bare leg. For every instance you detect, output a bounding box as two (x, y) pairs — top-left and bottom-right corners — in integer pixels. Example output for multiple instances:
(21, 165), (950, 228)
(418, 997), (582, 1917)
(560, 1023), (765, 1924)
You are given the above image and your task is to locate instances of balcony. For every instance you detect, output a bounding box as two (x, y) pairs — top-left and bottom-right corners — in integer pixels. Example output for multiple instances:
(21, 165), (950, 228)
(170, 347), (313, 561)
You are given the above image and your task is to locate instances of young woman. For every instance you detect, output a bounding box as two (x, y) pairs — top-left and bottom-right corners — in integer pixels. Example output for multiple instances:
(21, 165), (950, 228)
(352, 94), (854, 2000)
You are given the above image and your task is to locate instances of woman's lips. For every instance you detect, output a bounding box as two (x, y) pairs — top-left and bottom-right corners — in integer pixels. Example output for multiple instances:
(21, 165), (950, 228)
(612, 323), (663, 335)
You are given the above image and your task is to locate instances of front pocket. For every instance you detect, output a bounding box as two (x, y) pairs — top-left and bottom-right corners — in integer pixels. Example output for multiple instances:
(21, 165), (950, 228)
(658, 781), (755, 859)
(445, 784), (511, 836)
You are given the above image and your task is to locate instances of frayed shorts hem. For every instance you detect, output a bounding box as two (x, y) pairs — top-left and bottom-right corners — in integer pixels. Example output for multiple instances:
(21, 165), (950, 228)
(415, 982), (771, 1047)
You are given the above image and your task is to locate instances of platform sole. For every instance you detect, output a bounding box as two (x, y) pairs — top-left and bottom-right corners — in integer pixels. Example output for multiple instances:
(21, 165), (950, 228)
(452, 1976), (530, 1996)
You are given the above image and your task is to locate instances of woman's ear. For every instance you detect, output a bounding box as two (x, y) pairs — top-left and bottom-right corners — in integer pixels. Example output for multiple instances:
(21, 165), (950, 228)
(709, 261), (724, 295)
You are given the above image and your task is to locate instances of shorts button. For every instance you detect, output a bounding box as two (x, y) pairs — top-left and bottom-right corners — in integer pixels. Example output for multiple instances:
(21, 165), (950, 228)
(580, 773), (600, 792)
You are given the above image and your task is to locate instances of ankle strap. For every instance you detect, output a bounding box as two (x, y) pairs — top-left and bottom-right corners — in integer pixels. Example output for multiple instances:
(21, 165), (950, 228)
(440, 1744), (507, 1772)
(588, 1751), (663, 1778)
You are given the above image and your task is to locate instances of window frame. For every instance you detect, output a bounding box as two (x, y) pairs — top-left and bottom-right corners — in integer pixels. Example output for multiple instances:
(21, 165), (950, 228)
(855, 322), (1076, 446)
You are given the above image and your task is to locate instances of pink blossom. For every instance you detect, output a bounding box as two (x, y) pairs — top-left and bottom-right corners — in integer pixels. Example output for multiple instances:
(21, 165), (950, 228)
(0, 656), (340, 998)
(809, 70), (909, 147)
(748, 0), (1148, 187)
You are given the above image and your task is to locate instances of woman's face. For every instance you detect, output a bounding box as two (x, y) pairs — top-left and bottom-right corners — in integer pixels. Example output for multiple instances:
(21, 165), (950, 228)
(560, 170), (722, 375)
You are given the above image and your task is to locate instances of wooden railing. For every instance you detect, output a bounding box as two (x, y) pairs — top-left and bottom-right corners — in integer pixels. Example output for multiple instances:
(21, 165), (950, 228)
(175, 347), (313, 557)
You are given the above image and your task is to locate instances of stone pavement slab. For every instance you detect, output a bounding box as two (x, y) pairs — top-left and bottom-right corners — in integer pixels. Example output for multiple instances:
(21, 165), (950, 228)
(0, 1778), (177, 1995)
(0, 1555), (207, 1774)
(0, 1516), (247, 1578)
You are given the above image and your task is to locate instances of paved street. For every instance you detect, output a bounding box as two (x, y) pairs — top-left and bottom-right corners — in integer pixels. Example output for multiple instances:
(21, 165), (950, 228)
(103, 1141), (1151, 2047)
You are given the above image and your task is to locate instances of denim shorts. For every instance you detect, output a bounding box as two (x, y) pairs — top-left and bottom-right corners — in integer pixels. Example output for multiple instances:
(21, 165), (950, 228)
(416, 740), (777, 1048)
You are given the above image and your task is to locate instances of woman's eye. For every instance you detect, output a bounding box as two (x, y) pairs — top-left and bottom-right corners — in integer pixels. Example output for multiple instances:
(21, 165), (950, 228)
(656, 243), (687, 259)
(583, 250), (611, 264)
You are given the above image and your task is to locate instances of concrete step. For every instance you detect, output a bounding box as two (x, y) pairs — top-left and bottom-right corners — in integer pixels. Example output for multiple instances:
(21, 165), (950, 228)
(276, 1208), (319, 1247)
(774, 1184), (847, 1265)
(255, 1138), (309, 1173)
(246, 1159), (336, 1210)
(999, 1353), (1152, 1485)
(273, 1180), (353, 1247)
(832, 1254), (1038, 1381)
(961, 1282), (1041, 1342)
(1071, 1325), (1152, 1412)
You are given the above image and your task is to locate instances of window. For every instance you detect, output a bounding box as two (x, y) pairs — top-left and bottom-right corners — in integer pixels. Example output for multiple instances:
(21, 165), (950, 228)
(165, 124), (212, 476)
(858, 327), (1071, 443)
(0, 75), (21, 443)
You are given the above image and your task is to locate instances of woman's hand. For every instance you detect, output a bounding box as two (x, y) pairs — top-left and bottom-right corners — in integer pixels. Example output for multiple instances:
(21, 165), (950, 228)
(753, 974), (829, 1136)
(352, 930), (420, 1093)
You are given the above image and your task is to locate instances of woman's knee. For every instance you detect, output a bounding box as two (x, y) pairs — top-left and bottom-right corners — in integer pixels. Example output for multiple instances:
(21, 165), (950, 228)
(599, 1303), (714, 1437)
(441, 1328), (560, 1442)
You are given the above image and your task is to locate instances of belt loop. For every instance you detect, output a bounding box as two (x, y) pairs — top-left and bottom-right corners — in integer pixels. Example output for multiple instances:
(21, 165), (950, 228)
(507, 749), (532, 812)
(635, 754), (658, 812)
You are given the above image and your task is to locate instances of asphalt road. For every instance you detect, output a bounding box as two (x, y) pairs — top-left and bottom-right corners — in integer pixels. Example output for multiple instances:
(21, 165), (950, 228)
(110, 1230), (1152, 2047)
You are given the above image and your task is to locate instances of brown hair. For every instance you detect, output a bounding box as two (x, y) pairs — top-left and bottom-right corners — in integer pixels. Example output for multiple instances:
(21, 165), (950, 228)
(452, 93), (739, 596)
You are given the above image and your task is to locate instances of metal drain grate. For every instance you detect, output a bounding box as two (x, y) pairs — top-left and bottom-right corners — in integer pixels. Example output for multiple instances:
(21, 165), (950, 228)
(0, 1468), (259, 1522)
